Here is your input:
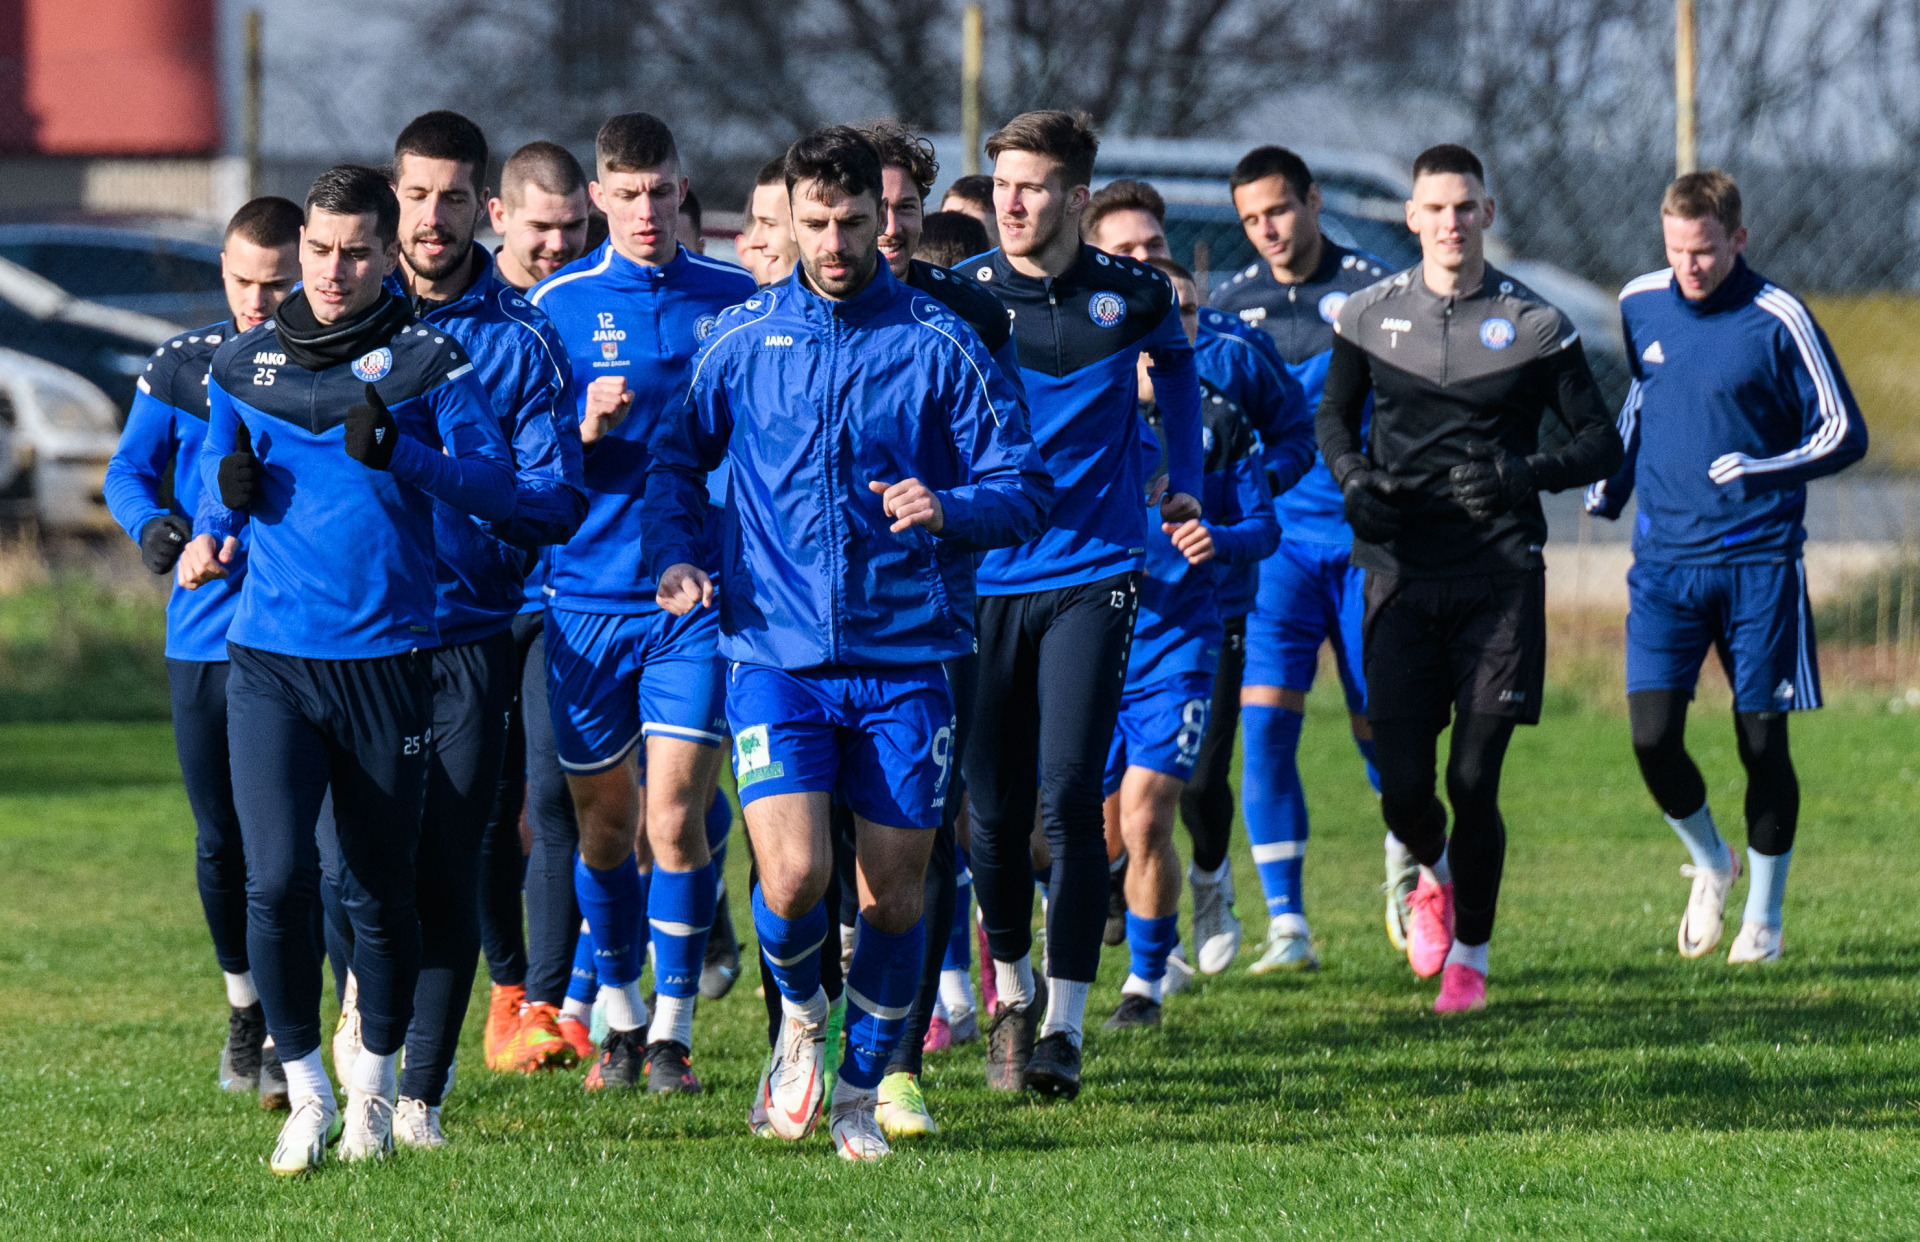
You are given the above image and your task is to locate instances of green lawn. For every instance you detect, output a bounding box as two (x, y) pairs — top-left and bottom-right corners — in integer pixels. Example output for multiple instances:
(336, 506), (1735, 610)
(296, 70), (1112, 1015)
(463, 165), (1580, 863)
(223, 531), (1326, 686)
(2, 700), (1918, 1239)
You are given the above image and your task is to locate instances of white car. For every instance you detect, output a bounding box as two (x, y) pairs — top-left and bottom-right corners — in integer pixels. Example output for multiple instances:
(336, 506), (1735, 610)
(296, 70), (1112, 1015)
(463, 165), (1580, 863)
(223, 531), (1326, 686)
(0, 348), (124, 533)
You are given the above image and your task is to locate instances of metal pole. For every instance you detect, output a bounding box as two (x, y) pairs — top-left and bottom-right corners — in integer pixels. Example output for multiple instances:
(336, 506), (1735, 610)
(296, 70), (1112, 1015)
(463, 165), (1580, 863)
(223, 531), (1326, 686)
(243, 9), (262, 200)
(961, 3), (984, 177)
(1675, 0), (1697, 176)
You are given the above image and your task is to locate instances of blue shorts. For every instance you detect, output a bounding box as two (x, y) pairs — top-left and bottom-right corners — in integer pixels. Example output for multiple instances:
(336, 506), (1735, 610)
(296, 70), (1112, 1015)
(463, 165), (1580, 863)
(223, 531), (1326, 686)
(1245, 538), (1367, 712)
(1103, 671), (1214, 795)
(725, 662), (955, 829)
(1627, 559), (1821, 712)
(544, 605), (726, 773)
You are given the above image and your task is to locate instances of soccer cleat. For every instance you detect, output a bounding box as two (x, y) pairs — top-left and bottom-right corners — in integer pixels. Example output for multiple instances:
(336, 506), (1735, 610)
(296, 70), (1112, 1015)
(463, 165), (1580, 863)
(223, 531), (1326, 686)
(1433, 962), (1487, 1013)
(268, 1096), (339, 1177)
(923, 1013), (952, 1053)
(644, 1040), (703, 1094)
(982, 975), (1046, 1092)
(482, 983), (526, 1070)
(393, 1096), (445, 1149)
(1249, 921), (1320, 974)
(1191, 869), (1242, 974)
(338, 1089), (395, 1163)
(764, 1008), (828, 1141)
(552, 1010), (596, 1064)
(1677, 845), (1741, 959)
(258, 1039), (289, 1111)
(948, 1006), (980, 1046)
(747, 1056), (777, 1138)
(1727, 921), (1783, 964)
(1101, 994), (1162, 1031)
(1021, 1031), (1082, 1100)
(1103, 858), (1128, 946)
(583, 1026), (646, 1091)
(1404, 876), (1455, 979)
(700, 898), (743, 1000)
(505, 1002), (577, 1071)
(830, 1092), (893, 1161)
(1383, 849), (1419, 952)
(875, 1071), (939, 1139)
(1163, 944), (1197, 995)
(221, 1002), (265, 1095)
(331, 975), (363, 1087)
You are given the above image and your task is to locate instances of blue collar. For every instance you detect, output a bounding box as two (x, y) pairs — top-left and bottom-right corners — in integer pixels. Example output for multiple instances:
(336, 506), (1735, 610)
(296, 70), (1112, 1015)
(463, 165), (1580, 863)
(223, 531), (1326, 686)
(1672, 255), (1761, 317)
(781, 258), (904, 323)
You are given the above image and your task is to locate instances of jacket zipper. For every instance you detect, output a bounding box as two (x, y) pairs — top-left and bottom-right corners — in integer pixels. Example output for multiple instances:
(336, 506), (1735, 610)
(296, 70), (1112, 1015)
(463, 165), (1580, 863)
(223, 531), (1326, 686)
(1047, 284), (1061, 375)
(823, 311), (842, 663)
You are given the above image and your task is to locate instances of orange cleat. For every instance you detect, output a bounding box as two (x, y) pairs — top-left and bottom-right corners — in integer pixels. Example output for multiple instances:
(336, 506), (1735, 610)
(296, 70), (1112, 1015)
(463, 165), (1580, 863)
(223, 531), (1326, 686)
(503, 1002), (577, 1072)
(483, 984), (527, 1071)
(555, 1012), (597, 1062)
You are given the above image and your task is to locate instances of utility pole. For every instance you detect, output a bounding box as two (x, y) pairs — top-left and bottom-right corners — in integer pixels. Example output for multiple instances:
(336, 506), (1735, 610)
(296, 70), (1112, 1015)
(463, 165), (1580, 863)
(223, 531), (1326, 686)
(1675, 0), (1697, 176)
(961, 3), (983, 176)
(243, 8), (263, 199)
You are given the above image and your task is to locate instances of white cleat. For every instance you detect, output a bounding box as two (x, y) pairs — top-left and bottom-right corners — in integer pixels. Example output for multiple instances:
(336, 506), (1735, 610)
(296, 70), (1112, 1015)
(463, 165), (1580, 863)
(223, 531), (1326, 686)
(1727, 921), (1783, 964)
(830, 1092), (892, 1162)
(1677, 845), (1740, 958)
(393, 1096), (445, 1149)
(747, 1056), (777, 1138)
(1191, 871), (1242, 974)
(1162, 944), (1197, 996)
(268, 1096), (339, 1176)
(1249, 921), (1320, 974)
(764, 1010), (827, 1141)
(337, 1088), (395, 1162)
(331, 974), (363, 1087)
(1383, 850), (1418, 953)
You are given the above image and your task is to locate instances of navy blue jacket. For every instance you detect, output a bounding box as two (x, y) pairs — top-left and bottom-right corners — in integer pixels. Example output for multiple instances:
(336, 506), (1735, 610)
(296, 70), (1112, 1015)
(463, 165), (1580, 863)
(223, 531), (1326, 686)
(908, 258), (1025, 395)
(1587, 259), (1867, 563)
(644, 264), (1052, 670)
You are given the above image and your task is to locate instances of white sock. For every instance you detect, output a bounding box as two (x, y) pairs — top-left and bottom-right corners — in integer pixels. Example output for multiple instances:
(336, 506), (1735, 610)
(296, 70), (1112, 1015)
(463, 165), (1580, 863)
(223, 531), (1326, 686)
(560, 996), (592, 1024)
(1121, 971), (1162, 1003)
(600, 982), (648, 1033)
(1188, 858), (1230, 887)
(1666, 804), (1730, 872)
(282, 1048), (333, 1108)
(349, 1046), (397, 1099)
(1269, 911), (1309, 938)
(648, 993), (696, 1049)
(831, 1076), (876, 1110)
(1444, 939), (1489, 975)
(1385, 831), (1416, 873)
(1421, 845), (1452, 886)
(781, 985), (830, 1028)
(223, 971), (258, 1009)
(994, 955), (1035, 1010)
(1040, 977), (1090, 1047)
(939, 968), (975, 1018)
(1744, 847), (1792, 929)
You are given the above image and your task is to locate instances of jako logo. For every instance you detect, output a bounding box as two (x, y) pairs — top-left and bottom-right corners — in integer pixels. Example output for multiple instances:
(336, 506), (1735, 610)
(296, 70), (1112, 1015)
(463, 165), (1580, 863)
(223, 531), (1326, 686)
(1380, 317), (1413, 333)
(251, 351), (288, 366)
(764, 334), (794, 347)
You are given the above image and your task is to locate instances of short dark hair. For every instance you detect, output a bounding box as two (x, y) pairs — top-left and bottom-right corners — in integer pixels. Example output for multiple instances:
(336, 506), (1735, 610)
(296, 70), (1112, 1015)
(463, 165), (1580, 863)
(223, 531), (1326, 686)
(985, 110), (1099, 189)
(393, 110), (488, 195)
(305, 164), (400, 245)
(1229, 145), (1314, 204)
(679, 186), (702, 233)
(1412, 143), (1485, 186)
(783, 126), (884, 206)
(915, 211), (992, 268)
(1084, 178), (1165, 241)
(224, 195), (303, 249)
(943, 174), (994, 211)
(860, 120), (939, 200)
(499, 140), (585, 208)
(596, 112), (678, 175)
(1662, 169), (1742, 234)
(755, 157), (787, 188)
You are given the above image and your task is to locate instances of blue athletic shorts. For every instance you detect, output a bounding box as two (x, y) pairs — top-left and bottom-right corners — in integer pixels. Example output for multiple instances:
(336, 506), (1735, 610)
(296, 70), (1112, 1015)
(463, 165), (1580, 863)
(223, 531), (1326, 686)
(1627, 559), (1821, 712)
(725, 661), (955, 829)
(544, 605), (726, 773)
(1103, 670), (1214, 795)
(1245, 538), (1367, 711)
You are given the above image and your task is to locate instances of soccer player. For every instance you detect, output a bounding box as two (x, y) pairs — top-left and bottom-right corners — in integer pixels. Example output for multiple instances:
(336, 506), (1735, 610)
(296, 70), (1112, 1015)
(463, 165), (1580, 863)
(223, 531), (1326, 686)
(676, 187), (706, 255)
(1587, 170), (1866, 963)
(644, 124), (1049, 1160)
(939, 173), (999, 246)
(1212, 145), (1397, 973)
(103, 195), (303, 1112)
(1082, 179), (1172, 262)
(1315, 144), (1622, 1013)
(1103, 257), (1278, 1030)
(488, 141), (592, 292)
(963, 110), (1203, 1099)
(178, 163), (517, 1172)
(529, 113), (757, 1094)
(738, 158), (801, 287)
(916, 210), (992, 269)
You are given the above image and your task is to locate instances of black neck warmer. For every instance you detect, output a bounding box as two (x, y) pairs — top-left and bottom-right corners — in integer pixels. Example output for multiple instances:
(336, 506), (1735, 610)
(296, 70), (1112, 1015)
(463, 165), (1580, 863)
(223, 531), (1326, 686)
(274, 288), (412, 372)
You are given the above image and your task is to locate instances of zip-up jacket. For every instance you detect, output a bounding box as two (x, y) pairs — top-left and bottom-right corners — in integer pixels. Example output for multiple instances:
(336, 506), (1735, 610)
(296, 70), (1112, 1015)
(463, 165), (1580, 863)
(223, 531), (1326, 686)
(1196, 306), (1313, 495)
(963, 244), (1202, 596)
(1585, 258), (1866, 563)
(530, 242), (756, 614)
(643, 263), (1052, 671)
(196, 312), (515, 659)
(104, 321), (246, 662)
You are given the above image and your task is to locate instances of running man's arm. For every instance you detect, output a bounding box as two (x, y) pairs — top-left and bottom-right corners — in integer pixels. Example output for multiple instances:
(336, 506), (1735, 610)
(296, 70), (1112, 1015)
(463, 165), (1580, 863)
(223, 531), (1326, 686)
(1706, 302), (1868, 499)
(1529, 336), (1623, 491)
(1143, 304), (1203, 504)
(104, 386), (180, 542)
(194, 378), (247, 543)
(932, 336), (1054, 552)
(1585, 311), (1646, 518)
(1207, 447), (1280, 566)
(641, 365), (733, 581)
(1314, 333), (1374, 480)
(398, 371), (519, 523)
(1247, 346), (1315, 498)
(484, 352), (588, 548)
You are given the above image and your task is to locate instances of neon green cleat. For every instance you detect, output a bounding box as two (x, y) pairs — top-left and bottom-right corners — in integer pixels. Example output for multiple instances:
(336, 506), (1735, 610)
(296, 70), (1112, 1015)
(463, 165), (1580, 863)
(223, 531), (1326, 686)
(875, 1071), (939, 1139)
(1248, 921), (1321, 974)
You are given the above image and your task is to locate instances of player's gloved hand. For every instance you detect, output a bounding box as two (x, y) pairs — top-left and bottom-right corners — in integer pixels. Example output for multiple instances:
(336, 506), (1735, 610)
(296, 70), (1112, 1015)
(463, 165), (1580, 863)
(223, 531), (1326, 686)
(138, 515), (192, 574)
(344, 383), (399, 470)
(1332, 453), (1405, 544)
(217, 423), (262, 509)
(1449, 441), (1535, 522)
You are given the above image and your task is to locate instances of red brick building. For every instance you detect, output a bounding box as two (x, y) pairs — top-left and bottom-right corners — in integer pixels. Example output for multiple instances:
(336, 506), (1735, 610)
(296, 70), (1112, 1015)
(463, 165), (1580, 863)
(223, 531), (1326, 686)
(0, 0), (219, 155)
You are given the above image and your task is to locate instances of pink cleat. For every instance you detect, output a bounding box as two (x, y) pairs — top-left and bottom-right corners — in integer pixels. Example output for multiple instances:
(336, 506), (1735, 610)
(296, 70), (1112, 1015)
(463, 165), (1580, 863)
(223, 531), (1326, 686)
(923, 1014), (952, 1053)
(1433, 962), (1486, 1013)
(976, 919), (998, 1014)
(1405, 876), (1455, 979)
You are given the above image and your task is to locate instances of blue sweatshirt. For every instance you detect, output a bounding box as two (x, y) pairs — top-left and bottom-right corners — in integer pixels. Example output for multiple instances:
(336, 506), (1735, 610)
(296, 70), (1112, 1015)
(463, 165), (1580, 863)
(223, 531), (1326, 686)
(196, 312), (516, 660)
(388, 250), (587, 645)
(644, 264), (1052, 671)
(1210, 241), (1387, 545)
(965, 244), (1202, 595)
(1196, 306), (1313, 494)
(530, 242), (757, 614)
(104, 322), (246, 662)
(1586, 258), (1868, 563)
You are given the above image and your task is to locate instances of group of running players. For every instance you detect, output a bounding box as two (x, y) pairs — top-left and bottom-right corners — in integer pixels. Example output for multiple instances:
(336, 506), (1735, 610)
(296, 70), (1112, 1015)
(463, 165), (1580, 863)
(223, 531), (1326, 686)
(103, 100), (1867, 1172)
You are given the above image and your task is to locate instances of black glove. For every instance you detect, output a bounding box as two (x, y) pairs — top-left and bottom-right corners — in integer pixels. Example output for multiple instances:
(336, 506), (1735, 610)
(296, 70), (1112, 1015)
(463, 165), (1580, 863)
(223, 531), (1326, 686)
(1449, 441), (1535, 522)
(1332, 453), (1406, 544)
(344, 383), (399, 470)
(217, 423), (262, 509)
(138, 515), (191, 574)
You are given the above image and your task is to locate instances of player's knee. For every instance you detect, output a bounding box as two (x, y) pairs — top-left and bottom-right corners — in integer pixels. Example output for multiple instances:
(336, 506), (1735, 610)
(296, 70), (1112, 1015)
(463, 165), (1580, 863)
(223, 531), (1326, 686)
(1733, 711), (1791, 772)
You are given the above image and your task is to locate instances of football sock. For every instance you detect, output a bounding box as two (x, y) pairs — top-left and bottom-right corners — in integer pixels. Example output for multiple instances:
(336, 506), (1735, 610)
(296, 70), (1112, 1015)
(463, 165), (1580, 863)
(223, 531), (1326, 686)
(1270, 911), (1309, 938)
(1242, 706), (1308, 917)
(1355, 735), (1382, 793)
(939, 969), (975, 1018)
(224, 970), (258, 1009)
(1040, 977), (1091, 1047)
(560, 996), (592, 1024)
(566, 918), (599, 1005)
(839, 914), (926, 1090)
(349, 1046), (398, 1099)
(994, 954), (1036, 1010)
(1385, 831), (1416, 876)
(1423, 845), (1453, 887)
(752, 885), (827, 1005)
(282, 1048), (332, 1107)
(600, 982), (648, 1032)
(1744, 847), (1792, 929)
(574, 853), (646, 988)
(1122, 910), (1179, 1003)
(1667, 803), (1730, 872)
(1444, 939), (1489, 975)
(1189, 857), (1230, 888)
(647, 861), (715, 1047)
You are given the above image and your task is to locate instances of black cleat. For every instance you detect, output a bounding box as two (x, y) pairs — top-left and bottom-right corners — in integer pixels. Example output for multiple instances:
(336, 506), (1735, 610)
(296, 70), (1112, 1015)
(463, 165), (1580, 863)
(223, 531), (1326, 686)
(1101, 994), (1162, 1031)
(1022, 1031), (1082, 1100)
(982, 975), (1047, 1092)
(220, 1002), (265, 1095)
(644, 1040), (704, 1094)
(584, 1027), (646, 1091)
(258, 1040), (290, 1111)
(1103, 858), (1129, 947)
(700, 898), (742, 1000)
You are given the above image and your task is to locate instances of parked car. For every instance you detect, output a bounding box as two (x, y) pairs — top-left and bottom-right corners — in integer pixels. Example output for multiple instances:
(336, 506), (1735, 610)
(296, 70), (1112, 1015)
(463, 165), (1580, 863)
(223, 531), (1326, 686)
(0, 219), (228, 329)
(0, 252), (174, 417)
(0, 348), (123, 533)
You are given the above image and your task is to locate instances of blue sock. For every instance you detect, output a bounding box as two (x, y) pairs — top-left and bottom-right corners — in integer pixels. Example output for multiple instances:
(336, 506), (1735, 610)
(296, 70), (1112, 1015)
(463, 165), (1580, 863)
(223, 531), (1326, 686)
(1124, 910), (1180, 992)
(704, 793), (732, 878)
(945, 846), (973, 972)
(751, 885), (826, 1005)
(648, 861), (717, 998)
(574, 853), (645, 988)
(839, 914), (926, 1091)
(1744, 847), (1792, 929)
(566, 920), (598, 1004)
(1243, 706), (1308, 918)
(1356, 735), (1382, 794)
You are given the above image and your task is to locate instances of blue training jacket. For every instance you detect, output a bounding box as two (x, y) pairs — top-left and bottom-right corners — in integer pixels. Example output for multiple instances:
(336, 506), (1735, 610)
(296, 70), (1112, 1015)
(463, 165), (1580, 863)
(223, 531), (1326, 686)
(196, 307), (516, 660)
(530, 241), (757, 614)
(387, 250), (587, 645)
(1586, 258), (1867, 563)
(965, 244), (1202, 596)
(643, 263), (1053, 671)
(104, 321), (247, 662)
(1210, 240), (1387, 545)
(1128, 379), (1279, 685)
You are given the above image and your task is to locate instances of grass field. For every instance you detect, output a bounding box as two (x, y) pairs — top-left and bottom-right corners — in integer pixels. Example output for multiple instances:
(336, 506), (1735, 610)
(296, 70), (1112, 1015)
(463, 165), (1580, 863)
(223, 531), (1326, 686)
(2, 695), (1919, 1240)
